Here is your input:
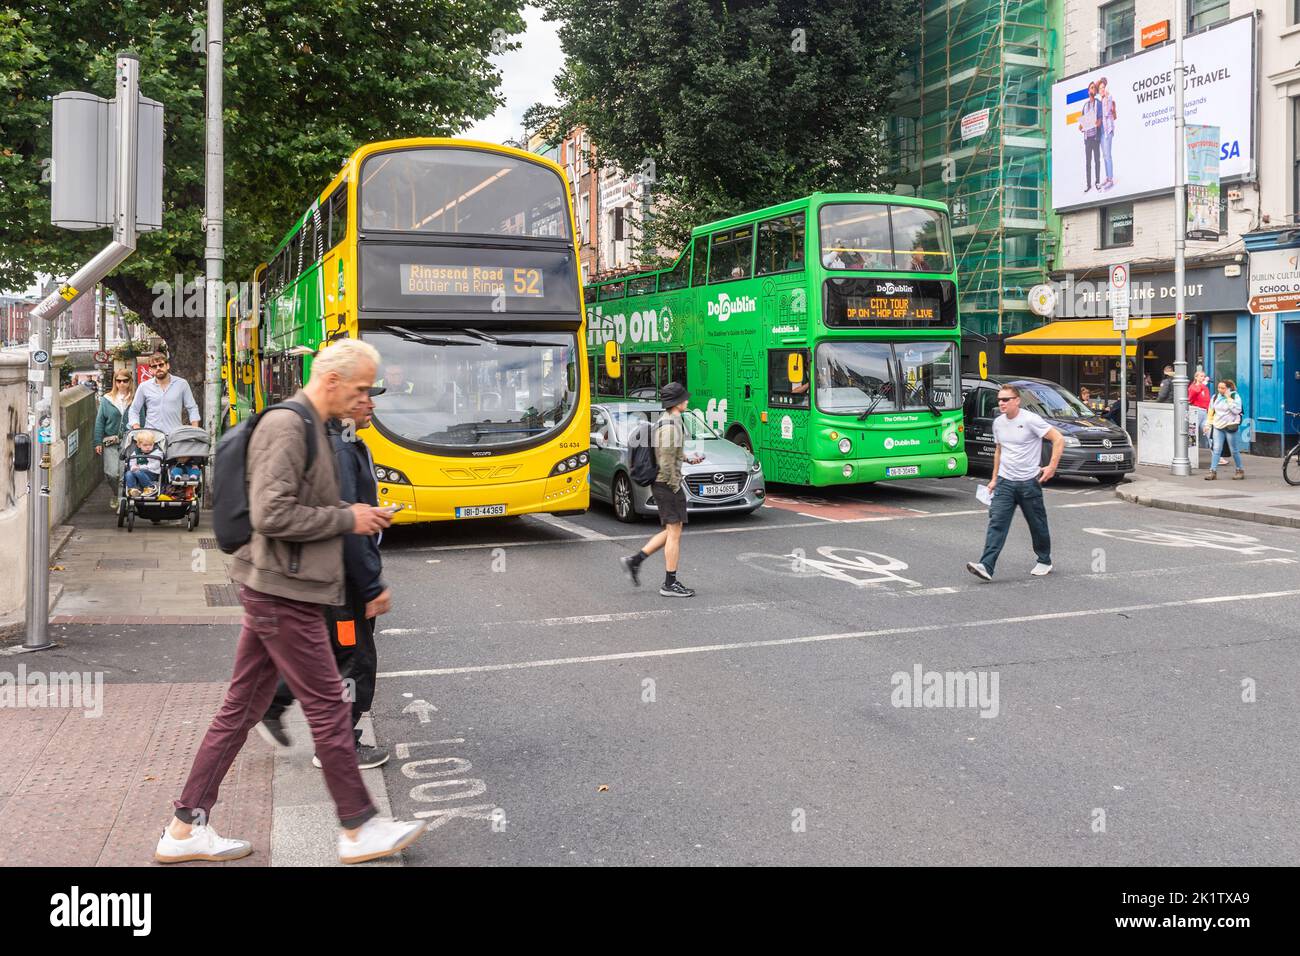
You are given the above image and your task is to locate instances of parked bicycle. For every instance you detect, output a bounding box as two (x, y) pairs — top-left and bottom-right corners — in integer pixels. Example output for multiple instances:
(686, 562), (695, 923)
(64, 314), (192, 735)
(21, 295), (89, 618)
(1283, 411), (1300, 485)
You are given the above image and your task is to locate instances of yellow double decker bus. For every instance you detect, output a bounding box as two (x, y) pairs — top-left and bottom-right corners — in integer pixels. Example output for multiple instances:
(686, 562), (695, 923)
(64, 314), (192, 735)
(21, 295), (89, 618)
(222, 138), (590, 523)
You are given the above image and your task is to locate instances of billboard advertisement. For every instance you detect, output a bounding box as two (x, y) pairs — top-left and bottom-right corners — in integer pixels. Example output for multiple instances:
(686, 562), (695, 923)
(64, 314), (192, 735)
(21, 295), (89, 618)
(1185, 124), (1220, 241)
(1050, 15), (1254, 212)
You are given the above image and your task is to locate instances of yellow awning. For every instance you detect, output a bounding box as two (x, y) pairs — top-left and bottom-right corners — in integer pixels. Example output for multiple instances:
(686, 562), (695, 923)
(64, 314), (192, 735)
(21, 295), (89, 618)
(1004, 317), (1178, 356)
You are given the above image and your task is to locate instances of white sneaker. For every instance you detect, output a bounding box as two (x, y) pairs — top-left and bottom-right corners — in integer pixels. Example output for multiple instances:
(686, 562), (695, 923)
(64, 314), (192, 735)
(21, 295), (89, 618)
(966, 561), (992, 582)
(1030, 563), (1053, 576)
(338, 816), (428, 864)
(155, 823), (253, 863)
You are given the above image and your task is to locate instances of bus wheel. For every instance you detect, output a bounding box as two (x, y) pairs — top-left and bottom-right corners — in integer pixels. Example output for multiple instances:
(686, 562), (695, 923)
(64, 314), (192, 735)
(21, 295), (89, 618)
(727, 427), (753, 455)
(612, 473), (638, 523)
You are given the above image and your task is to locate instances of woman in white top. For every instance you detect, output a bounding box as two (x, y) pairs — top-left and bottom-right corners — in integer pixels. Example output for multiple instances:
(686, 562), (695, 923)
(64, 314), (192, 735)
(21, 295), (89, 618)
(94, 369), (136, 508)
(1203, 378), (1244, 480)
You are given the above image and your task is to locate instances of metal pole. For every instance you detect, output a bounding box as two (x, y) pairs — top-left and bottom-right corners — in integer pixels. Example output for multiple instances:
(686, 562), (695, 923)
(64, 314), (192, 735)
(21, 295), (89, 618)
(1171, 0), (1190, 476)
(203, 0), (224, 488)
(1120, 333), (1128, 433)
(23, 54), (141, 650)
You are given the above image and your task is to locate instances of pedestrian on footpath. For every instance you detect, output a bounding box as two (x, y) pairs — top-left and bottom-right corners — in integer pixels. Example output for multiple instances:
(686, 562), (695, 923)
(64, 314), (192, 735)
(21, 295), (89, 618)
(620, 381), (704, 597)
(94, 370), (135, 510)
(1188, 370), (1211, 449)
(967, 383), (1065, 581)
(156, 338), (428, 865)
(1203, 378), (1245, 481)
(128, 352), (201, 435)
(259, 386), (393, 770)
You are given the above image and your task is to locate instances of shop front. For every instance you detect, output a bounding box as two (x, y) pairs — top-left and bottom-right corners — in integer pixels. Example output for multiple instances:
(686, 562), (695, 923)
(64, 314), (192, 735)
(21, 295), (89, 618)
(1242, 232), (1300, 458)
(1005, 262), (1249, 439)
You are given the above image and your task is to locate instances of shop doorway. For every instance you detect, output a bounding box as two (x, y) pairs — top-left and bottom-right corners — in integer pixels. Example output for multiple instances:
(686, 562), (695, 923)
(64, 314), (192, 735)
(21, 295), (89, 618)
(1208, 337), (1236, 388)
(1285, 324), (1300, 443)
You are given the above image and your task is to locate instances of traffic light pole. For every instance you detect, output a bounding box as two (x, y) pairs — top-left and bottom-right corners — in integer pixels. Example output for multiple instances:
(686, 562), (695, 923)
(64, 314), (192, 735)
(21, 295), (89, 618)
(24, 53), (141, 650)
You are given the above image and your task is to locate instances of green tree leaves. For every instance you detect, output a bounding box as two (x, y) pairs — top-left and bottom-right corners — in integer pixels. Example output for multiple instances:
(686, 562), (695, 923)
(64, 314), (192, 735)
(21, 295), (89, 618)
(534, 0), (917, 261)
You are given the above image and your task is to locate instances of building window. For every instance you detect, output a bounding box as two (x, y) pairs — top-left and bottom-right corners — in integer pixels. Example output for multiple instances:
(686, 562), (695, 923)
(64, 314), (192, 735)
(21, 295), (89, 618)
(1099, 1), (1135, 65)
(1295, 97), (1300, 221)
(1101, 202), (1133, 248)
(1188, 0), (1229, 32)
(578, 193), (589, 245)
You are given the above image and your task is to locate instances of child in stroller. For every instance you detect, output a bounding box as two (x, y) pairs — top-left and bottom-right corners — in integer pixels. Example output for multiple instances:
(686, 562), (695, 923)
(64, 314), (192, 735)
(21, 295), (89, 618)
(123, 430), (165, 498)
(162, 426), (209, 501)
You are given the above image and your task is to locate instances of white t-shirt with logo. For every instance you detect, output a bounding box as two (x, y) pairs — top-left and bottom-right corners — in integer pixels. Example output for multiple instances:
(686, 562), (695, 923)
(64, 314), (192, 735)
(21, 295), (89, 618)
(993, 409), (1052, 481)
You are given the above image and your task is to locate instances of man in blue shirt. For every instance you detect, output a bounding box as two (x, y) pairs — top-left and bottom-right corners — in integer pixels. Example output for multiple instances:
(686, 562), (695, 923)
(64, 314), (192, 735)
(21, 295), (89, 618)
(1079, 80), (1103, 193)
(128, 352), (201, 434)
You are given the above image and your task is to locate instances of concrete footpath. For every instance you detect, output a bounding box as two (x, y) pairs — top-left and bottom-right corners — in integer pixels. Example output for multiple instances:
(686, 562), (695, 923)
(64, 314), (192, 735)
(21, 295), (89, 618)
(0, 492), (401, 866)
(1116, 450), (1300, 529)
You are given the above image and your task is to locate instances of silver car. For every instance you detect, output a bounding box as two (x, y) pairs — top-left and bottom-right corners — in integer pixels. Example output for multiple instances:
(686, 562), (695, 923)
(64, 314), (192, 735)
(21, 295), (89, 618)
(588, 402), (767, 522)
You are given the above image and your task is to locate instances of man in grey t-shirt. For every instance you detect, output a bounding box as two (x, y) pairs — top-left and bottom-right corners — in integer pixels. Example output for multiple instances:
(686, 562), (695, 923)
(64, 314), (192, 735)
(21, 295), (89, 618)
(967, 383), (1065, 581)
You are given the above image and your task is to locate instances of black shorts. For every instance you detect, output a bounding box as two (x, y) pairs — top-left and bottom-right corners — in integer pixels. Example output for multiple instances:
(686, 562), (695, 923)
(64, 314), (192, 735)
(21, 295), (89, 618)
(652, 482), (689, 526)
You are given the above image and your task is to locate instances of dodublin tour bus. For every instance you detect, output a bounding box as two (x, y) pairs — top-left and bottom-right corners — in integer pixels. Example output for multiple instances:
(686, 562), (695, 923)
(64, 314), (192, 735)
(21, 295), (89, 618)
(222, 138), (591, 523)
(584, 193), (965, 486)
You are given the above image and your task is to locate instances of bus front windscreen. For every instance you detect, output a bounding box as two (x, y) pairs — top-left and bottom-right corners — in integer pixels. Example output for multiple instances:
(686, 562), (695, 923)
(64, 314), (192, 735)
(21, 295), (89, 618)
(815, 341), (959, 415)
(366, 328), (580, 451)
(819, 203), (952, 274)
(360, 147), (569, 238)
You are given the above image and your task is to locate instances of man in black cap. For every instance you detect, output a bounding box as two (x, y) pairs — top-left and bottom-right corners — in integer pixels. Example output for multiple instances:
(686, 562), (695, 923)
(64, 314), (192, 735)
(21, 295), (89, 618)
(258, 385), (395, 768)
(620, 381), (704, 597)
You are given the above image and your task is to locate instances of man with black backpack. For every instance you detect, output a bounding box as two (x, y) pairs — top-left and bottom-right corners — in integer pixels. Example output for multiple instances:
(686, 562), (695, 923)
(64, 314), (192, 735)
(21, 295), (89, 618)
(156, 338), (429, 866)
(620, 381), (703, 597)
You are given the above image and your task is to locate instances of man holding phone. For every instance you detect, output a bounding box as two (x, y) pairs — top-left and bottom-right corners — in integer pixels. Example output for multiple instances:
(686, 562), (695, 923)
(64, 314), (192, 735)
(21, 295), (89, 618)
(259, 386), (394, 768)
(967, 383), (1064, 581)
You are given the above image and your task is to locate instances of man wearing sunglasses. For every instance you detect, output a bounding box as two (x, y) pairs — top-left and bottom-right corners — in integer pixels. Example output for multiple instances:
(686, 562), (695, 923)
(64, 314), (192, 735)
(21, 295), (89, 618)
(967, 383), (1064, 581)
(128, 352), (201, 435)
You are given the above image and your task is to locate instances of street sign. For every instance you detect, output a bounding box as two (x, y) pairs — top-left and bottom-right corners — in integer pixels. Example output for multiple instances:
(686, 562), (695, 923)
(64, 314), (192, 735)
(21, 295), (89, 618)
(1260, 314), (1277, 361)
(33, 349), (50, 365)
(37, 427), (52, 444)
(93, 349), (110, 364)
(1248, 293), (1300, 315)
(1109, 263), (1130, 330)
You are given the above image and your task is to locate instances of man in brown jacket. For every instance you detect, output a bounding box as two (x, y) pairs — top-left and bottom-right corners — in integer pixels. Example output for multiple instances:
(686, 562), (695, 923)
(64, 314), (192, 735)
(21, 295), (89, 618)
(156, 338), (430, 865)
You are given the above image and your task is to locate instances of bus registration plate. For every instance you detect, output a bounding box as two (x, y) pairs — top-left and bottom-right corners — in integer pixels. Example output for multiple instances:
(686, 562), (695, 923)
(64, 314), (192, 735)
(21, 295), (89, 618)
(886, 466), (920, 477)
(455, 504), (506, 519)
(700, 482), (739, 497)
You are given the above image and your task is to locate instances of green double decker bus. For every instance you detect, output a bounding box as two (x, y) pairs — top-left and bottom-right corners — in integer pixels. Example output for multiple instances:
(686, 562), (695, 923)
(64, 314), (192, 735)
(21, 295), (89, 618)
(585, 193), (967, 486)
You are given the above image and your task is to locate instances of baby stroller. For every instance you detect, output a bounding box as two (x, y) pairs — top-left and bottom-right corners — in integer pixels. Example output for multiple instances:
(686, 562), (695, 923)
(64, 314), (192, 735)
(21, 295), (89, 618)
(116, 426), (210, 532)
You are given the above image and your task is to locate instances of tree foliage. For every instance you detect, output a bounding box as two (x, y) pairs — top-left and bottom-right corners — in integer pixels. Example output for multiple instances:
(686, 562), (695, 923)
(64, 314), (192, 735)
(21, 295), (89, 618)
(0, 1), (525, 394)
(533, 0), (917, 263)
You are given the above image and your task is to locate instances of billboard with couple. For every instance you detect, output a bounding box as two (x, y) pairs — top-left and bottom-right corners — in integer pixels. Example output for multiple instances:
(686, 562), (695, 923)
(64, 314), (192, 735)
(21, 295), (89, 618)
(1050, 15), (1254, 212)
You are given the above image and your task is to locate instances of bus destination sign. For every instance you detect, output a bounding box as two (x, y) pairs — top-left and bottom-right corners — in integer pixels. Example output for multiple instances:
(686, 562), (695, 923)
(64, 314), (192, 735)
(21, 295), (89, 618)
(400, 264), (545, 298)
(843, 293), (939, 322)
(823, 277), (955, 329)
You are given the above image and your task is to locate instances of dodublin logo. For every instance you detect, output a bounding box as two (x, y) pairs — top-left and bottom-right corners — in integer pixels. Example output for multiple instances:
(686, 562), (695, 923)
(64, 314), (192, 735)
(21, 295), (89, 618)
(707, 294), (757, 322)
(876, 282), (914, 295)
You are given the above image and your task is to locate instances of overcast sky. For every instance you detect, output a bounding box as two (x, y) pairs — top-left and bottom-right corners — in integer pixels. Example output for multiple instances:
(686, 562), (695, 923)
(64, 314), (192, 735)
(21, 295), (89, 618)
(465, 4), (564, 145)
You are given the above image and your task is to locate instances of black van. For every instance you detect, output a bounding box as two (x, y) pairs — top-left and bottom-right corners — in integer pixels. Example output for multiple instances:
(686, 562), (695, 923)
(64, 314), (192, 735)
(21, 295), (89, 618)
(961, 375), (1134, 484)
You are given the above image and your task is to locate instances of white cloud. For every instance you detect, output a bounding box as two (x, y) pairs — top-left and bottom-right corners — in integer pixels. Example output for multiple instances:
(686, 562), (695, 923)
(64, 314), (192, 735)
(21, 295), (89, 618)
(464, 5), (564, 146)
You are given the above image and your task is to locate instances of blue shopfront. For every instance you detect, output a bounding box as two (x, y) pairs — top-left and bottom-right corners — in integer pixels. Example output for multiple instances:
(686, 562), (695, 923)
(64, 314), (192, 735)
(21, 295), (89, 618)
(1239, 231), (1300, 458)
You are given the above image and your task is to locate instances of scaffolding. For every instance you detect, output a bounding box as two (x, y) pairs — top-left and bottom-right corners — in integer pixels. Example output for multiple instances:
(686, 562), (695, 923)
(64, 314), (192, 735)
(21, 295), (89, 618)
(893, 0), (1056, 341)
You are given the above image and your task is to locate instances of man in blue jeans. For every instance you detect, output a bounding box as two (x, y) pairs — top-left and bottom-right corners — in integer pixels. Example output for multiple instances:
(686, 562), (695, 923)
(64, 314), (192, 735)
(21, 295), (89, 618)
(967, 383), (1065, 581)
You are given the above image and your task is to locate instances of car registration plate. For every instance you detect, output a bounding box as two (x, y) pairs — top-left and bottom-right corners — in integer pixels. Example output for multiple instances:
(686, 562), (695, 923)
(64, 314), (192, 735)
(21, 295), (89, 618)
(886, 466), (920, 477)
(1098, 453), (1125, 462)
(700, 482), (739, 497)
(455, 504), (506, 519)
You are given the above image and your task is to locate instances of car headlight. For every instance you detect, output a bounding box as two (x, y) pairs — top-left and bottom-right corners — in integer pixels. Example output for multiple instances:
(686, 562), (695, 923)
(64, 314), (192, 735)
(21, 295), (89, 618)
(838, 437), (852, 454)
(1062, 435), (1080, 447)
(750, 458), (762, 473)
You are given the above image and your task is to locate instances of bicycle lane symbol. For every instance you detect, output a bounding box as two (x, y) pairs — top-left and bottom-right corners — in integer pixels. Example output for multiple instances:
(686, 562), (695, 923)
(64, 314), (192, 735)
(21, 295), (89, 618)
(1082, 526), (1295, 555)
(737, 546), (922, 589)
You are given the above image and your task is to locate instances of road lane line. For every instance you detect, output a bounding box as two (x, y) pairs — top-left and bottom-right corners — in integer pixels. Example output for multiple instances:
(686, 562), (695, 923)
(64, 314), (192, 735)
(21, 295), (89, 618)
(379, 601), (792, 636)
(377, 587), (1300, 678)
(399, 499), (1126, 551)
(528, 513), (610, 540)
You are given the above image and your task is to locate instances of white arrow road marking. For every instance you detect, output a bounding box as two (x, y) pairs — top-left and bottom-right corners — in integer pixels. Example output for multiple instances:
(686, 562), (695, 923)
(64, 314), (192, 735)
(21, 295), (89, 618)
(402, 699), (438, 723)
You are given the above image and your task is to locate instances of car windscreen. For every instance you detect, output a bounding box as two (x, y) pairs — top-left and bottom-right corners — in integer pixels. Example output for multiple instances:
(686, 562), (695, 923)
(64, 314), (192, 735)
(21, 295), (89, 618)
(1013, 381), (1093, 419)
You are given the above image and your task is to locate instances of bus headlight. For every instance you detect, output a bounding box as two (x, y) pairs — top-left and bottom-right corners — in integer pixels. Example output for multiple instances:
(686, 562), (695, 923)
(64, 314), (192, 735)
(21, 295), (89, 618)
(947, 457), (958, 470)
(842, 464), (853, 478)
(838, 438), (852, 454)
(550, 454), (589, 477)
(945, 431), (959, 448)
(374, 465), (408, 484)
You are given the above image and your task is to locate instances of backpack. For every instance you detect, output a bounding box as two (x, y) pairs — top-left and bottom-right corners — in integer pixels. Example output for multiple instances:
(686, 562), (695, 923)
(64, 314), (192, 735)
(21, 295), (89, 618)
(212, 401), (318, 554)
(629, 418), (663, 487)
